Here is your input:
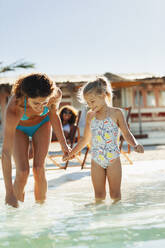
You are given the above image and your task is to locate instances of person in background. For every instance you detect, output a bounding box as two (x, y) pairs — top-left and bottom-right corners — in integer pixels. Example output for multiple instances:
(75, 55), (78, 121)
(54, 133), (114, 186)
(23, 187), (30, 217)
(63, 77), (144, 204)
(2, 73), (70, 208)
(52, 105), (78, 144)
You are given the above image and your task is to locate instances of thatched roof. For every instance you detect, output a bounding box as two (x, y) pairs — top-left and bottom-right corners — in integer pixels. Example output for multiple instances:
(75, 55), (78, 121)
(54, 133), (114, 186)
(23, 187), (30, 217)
(4, 72), (163, 88)
(50, 72), (133, 83)
(104, 72), (129, 82)
(50, 74), (99, 83)
(50, 72), (141, 88)
(119, 73), (165, 84)
(0, 72), (140, 88)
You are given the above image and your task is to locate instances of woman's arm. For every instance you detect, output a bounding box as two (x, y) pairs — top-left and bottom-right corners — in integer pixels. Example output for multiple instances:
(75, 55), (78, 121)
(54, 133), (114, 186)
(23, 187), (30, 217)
(49, 110), (69, 153)
(48, 89), (69, 153)
(117, 108), (144, 152)
(2, 101), (22, 207)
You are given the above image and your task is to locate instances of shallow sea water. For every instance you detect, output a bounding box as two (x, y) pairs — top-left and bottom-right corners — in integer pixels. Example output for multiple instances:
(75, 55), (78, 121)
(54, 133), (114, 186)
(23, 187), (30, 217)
(0, 160), (165, 248)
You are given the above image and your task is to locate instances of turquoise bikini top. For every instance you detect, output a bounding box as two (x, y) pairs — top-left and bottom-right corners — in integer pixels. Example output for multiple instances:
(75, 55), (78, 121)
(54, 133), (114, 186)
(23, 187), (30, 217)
(21, 97), (49, 121)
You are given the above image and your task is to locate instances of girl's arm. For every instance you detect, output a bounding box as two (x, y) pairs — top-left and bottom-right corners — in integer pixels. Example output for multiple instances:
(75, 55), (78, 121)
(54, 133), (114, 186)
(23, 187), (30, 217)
(64, 111), (93, 160)
(2, 101), (22, 207)
(117, 109), (144, 153)
(48, 89), (70, 154)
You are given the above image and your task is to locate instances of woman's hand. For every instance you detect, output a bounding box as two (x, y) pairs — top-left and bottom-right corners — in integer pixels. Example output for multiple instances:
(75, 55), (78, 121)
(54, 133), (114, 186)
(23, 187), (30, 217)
(134, 144), (144, 153)
(49, 88), (62, 111)
(62, 144), (71, 157)
(5, 193), (18, 208)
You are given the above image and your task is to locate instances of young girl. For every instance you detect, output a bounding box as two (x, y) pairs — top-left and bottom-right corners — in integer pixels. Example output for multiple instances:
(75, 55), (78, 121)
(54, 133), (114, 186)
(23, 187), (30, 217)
(63, 77), (144, 203)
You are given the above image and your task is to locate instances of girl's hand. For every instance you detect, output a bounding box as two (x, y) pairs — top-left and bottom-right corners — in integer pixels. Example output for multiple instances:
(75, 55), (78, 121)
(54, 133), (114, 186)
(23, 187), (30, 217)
(134, 144), (144, 153)
(88, 109), (96, 119)
(62, 153), (69, 161)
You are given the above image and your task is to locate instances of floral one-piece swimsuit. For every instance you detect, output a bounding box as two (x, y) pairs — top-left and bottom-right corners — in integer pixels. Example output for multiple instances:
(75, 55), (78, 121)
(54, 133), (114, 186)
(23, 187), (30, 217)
(90, 116), (120, 168)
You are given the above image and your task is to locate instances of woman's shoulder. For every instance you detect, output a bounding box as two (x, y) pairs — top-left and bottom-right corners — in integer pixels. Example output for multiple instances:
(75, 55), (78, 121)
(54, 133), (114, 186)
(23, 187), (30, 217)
(8, 95), (19, 107)
(6, 95), (23, 116)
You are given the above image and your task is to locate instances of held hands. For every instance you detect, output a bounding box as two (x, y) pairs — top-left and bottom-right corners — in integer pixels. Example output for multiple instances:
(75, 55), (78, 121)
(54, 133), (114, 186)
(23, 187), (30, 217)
(63, 150), (75, 161)
(62, 144), (71, 156)
(134, 144), (144, 153)
(62, 145), (75, 161)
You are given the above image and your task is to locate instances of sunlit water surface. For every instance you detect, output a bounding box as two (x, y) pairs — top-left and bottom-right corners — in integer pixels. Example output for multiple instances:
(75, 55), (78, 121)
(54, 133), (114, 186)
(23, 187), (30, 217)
(0, 160), (165, 248)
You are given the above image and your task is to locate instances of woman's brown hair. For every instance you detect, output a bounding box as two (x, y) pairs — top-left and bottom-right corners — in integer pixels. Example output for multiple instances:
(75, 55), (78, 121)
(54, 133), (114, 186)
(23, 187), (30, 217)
(12, 73), (55, 98)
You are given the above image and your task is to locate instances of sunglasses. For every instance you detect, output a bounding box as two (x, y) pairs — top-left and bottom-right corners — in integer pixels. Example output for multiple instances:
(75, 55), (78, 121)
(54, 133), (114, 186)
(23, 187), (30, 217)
(63, 110), (72, 115)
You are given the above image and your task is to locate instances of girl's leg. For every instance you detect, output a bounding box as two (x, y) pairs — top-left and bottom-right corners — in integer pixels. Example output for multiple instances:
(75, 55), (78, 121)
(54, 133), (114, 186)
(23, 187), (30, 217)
(32, 121), (51, 203)
(106, 157), (122, 203)
(91, 159), (106, 203)
(13, 130), (30, 202)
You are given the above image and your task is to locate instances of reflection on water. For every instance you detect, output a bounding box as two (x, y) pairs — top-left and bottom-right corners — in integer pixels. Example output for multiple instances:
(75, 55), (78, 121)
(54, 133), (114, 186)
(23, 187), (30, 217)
(0, 161), (165, 248)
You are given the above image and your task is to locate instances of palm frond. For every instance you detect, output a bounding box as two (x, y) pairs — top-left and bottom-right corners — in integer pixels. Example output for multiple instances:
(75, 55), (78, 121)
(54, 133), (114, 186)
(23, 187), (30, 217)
(0, 60), (35, 73)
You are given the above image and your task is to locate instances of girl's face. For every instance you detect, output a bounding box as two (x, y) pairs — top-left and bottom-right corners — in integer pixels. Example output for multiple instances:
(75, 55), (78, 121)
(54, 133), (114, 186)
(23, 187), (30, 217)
(84, 92), (106, 112)
(28, 96), (50, 112)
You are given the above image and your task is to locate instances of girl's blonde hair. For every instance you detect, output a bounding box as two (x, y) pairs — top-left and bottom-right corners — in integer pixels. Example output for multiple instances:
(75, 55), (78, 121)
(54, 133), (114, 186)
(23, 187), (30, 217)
(78, 77), (113, 106)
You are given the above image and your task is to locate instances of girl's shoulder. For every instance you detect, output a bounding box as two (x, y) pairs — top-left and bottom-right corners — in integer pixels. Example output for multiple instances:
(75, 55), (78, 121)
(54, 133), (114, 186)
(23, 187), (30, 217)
(109, 107), (123, 116)
(108, 107), (124, 124)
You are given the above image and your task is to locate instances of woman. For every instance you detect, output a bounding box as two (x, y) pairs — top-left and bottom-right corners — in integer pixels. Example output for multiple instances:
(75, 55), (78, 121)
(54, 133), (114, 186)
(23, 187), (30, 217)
(2, 73), (70, 208)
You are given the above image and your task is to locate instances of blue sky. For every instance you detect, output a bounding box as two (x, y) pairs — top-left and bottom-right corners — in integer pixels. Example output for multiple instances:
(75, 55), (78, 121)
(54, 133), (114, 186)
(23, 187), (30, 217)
(1, 0), (165, 76)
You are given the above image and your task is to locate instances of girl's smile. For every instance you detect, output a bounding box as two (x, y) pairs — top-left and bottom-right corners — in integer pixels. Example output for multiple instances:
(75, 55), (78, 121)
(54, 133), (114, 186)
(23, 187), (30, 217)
(84, 92), (106, 112)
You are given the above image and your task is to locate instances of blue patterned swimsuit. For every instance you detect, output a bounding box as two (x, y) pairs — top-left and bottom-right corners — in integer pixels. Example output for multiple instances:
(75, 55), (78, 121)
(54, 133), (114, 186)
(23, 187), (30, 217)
(16, 97), (50, 137)
(90, 116), (120, 168)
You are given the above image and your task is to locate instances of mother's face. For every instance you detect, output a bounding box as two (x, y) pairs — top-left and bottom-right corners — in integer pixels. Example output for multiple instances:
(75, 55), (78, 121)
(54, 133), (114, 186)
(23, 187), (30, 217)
(28, 96), (50, 112)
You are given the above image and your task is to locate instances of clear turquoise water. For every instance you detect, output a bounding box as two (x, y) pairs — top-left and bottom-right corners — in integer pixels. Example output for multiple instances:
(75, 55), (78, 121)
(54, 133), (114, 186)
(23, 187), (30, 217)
(0, 161), (165, 248)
